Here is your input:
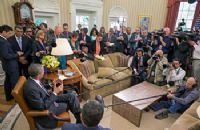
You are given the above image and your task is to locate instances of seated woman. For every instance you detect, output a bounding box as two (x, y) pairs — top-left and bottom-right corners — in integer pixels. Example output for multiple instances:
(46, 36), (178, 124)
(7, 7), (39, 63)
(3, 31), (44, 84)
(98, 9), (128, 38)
(90, 33), (105, 56)
(32, 30), (50, 63)
(68, 31), (81, 60)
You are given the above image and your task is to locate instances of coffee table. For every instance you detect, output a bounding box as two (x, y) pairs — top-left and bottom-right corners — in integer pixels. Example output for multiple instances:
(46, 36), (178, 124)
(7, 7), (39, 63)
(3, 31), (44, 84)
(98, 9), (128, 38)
(112, 81), (167, 127)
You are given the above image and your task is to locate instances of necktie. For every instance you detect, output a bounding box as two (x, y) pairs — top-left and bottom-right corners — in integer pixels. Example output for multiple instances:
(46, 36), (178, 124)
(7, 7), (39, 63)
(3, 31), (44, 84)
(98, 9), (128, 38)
(39, 82), (49, 96)
(138, 57), (141, 67)
(18, 37), (22, 50)
(66, 32), (68, 38)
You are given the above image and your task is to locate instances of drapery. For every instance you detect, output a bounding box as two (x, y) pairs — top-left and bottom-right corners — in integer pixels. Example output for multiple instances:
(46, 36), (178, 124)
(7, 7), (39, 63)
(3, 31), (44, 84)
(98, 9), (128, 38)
(165, 0), (181, 32)
(192, 1), (200, 30)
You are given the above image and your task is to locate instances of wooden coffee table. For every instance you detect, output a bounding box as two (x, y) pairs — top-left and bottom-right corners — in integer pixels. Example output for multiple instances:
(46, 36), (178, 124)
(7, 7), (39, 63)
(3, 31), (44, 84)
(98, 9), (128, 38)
(112, 81), (167, 127)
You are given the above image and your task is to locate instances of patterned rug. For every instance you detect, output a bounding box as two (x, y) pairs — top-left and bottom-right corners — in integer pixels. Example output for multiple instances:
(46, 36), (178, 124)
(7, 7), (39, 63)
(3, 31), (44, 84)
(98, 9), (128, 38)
(0, 104), (21, 130)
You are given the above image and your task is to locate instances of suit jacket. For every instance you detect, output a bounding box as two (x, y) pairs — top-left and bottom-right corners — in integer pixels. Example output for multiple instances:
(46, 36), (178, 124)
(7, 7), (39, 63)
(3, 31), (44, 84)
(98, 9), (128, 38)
(78, 33), (91, 49)
(89, 40), (105, 55)
(61, 31), (71, 39)
(0, 36), (19, 73)
(23, 78), (59, 128)
(102, 33), (117, 44)
(32, 40), (48, 63)
(62, 123), (111, 130)
(131, 55), (150, 71)
(8, 35), (32, 63)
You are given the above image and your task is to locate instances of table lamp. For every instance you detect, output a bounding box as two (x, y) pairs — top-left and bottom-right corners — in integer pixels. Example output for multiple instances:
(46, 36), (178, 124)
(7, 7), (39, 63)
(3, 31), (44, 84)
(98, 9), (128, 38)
(51, 38), (73, 70)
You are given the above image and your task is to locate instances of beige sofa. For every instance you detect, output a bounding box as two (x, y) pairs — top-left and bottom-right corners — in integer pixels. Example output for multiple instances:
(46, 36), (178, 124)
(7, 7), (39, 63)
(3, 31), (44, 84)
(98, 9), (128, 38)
(168, 100), (200, 130)
(68, 52), (132, 100)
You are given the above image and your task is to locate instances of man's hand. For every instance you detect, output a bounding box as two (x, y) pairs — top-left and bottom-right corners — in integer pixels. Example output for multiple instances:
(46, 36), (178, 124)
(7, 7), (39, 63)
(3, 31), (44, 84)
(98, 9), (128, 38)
(19, 56), (28, 64)
(167, 93), (174, 99)
(53, 79), (63, 94)
(17, 51), (24, 56)
(106, 42), (110, 46)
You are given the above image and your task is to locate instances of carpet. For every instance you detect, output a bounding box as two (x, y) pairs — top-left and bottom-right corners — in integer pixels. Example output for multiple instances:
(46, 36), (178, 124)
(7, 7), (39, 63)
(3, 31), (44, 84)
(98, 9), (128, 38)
(0, 104), (21, 130)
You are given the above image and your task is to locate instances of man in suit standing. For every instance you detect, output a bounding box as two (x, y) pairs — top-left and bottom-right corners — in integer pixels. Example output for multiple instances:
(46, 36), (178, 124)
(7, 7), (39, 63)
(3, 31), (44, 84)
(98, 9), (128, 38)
(23, 63), (81, 129)
(8, 25), (32, 78)
(0, 25), (23, 101)
(62, 100), (111, 130)
(78, 28), (91, 50)
(62, 23), (71, 40)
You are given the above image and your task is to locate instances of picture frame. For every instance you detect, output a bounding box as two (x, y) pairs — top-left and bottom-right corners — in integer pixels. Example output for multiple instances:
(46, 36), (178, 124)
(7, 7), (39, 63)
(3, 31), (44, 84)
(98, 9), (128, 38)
(138, 15), (152, 31)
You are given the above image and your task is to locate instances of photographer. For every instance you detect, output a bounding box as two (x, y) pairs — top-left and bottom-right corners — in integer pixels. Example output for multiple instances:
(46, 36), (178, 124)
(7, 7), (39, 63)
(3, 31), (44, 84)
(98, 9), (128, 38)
(159, 28), (173, 59)
(147, 50), (168, 85)
(189, 38), (200, 89)
(163, 58), (186, 87)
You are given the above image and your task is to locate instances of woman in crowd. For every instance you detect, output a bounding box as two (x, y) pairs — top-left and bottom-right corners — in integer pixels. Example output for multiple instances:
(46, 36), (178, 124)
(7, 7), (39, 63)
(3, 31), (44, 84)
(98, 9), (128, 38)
(68, 31), (81, 59)
(90, 33), (105, 56)
(32, 30), (50, 63)
(90, 28), (99, 42)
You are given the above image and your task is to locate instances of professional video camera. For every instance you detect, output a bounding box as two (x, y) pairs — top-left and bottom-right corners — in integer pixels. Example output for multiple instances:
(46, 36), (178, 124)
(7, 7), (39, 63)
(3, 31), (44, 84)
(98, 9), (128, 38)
(150, 29), (165, 40)
(170, 31), (198, 43)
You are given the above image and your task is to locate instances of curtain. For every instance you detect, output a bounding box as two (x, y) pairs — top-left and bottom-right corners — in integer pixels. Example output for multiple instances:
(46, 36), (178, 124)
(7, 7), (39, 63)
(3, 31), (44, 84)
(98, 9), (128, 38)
(165, 0), (181, 32)
(191, 1), (200, 30)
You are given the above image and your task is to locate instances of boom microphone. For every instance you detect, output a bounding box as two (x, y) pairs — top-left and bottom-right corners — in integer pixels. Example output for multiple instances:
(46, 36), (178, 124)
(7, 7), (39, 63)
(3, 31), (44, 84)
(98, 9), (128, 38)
(96, 93), (168, 108)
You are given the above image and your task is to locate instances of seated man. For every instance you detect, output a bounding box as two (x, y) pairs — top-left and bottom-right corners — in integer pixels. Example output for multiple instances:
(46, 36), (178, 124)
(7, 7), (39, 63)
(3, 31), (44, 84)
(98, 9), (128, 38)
(131, 48), (150, 82)
(62, 100), (111, 130)
(23, 63), (81, 129)
(147, 50), (168, 85)
(150, 77), (199, 119)
(163, 58), (186, 87)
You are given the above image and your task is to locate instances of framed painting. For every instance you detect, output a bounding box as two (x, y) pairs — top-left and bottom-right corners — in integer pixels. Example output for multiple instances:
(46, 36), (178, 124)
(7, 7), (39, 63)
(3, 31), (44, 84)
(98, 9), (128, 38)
(138, 15), (152, 31)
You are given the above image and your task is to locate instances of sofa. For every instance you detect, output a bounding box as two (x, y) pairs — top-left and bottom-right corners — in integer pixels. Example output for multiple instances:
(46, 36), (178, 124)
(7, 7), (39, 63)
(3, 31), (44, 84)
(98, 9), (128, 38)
(68, 52), (132, 100)
(168, 100), (200, 130)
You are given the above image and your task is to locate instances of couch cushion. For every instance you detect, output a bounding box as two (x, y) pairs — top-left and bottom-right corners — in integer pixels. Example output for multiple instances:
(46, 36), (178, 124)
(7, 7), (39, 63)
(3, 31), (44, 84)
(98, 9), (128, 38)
(87, 74), (113, 89)
(185, 101), (200, 119)
(169, 114), (199, 130)
(79, 60), (95, 78)
(95, 55), (114, 69)
(97, 67), (118, 79)
(107, 53), (121, 67)
(119, 54), (129, 67)
(114, 67), (132, 76)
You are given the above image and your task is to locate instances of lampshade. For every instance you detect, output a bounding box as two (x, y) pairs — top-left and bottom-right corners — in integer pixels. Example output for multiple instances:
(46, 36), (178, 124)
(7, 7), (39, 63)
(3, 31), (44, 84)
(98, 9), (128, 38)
(51, 38), (73, 56)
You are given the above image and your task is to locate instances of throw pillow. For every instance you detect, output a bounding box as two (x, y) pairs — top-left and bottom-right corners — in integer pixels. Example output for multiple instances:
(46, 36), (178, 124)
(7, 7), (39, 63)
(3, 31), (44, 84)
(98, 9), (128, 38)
(96, 55), (114, 68)
(79, 60), (95, 78)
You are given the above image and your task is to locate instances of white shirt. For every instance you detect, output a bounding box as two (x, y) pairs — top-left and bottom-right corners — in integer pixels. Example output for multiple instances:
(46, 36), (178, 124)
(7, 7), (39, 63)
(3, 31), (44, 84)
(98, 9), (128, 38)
(193, 44), (200, 60)
(0, 35), (7, 40)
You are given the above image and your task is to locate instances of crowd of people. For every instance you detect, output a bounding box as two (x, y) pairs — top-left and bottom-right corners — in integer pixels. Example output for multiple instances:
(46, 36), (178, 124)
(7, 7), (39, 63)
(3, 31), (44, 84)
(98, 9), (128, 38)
(0, 22), (200, 129)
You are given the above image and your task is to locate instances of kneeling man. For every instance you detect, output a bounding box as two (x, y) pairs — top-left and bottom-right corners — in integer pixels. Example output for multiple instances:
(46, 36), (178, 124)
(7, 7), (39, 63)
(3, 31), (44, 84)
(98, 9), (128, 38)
(23, 63), (81, 129)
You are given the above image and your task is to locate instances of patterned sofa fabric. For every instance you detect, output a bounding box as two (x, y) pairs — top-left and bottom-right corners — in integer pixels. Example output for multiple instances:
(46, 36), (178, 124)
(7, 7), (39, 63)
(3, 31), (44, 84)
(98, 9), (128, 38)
(168, 101), (200, 130)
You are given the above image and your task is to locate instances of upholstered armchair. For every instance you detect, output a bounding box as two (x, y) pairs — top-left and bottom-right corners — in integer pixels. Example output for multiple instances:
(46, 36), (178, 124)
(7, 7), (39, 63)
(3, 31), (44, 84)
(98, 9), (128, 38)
(12, 76), (70, 130)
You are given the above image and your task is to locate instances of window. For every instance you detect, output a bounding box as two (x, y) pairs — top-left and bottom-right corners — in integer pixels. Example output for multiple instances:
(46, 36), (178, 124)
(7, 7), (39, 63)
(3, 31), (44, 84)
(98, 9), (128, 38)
(76, 16), (89, 30)
(176, 2), (197, 31)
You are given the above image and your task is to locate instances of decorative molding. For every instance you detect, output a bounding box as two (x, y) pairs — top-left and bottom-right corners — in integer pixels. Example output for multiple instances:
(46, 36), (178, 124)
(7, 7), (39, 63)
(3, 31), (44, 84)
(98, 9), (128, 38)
(34, 0), (59, 13)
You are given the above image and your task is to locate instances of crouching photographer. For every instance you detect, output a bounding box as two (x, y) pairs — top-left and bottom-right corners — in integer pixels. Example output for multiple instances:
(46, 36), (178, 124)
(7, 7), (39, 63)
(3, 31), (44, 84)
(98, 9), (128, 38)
(147, 50), (168, 86)
(162, 58), (186, 88)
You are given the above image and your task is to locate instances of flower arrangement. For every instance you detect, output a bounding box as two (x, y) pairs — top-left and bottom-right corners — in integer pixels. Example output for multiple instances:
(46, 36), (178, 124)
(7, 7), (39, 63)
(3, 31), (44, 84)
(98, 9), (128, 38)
(41, 55), (60, 69)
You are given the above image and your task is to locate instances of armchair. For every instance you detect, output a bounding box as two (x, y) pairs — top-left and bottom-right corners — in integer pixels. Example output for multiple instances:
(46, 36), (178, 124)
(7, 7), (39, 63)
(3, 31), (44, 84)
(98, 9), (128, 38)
(12, 76), (70, 130)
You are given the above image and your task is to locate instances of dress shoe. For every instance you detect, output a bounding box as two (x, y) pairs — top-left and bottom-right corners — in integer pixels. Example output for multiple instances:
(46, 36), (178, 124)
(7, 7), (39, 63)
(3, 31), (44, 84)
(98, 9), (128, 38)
(155, 110), (168, 120)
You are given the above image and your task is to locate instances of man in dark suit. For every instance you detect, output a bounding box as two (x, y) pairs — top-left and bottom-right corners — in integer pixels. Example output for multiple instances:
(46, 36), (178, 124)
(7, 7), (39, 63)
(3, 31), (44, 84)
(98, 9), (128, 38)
(23, 63), (81, 129)
(78, 28), (91, 50)
(131, 48), (150, 82)
(0, 25), (23, 101)
(62, 100), (111, 130)
(8, 25), (32, 78)
(102, 28), (117, 54)
(61, 23), (71, 40)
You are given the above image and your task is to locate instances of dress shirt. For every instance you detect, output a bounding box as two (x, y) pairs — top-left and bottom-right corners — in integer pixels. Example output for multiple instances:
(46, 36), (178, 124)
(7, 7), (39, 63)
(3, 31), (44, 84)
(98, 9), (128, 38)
(193, 44), (200, 60)
(15, 35), (22, 50)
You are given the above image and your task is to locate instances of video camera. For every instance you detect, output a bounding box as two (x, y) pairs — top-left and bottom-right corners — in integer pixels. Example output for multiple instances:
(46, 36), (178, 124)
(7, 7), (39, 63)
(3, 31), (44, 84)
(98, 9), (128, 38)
(170, 31), (198, 43)
(152, 54), (160, 60)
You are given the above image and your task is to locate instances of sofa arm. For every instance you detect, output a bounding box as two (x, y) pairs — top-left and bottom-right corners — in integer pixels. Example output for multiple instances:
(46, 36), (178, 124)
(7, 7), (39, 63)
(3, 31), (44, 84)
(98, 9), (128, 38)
(68, 60), (94, 90)
(27, 110), (49, 117)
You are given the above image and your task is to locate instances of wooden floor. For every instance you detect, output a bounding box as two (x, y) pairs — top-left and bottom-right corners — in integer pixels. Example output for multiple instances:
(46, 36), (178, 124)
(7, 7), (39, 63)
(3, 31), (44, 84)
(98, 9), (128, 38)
(0, 86), (15, 122)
